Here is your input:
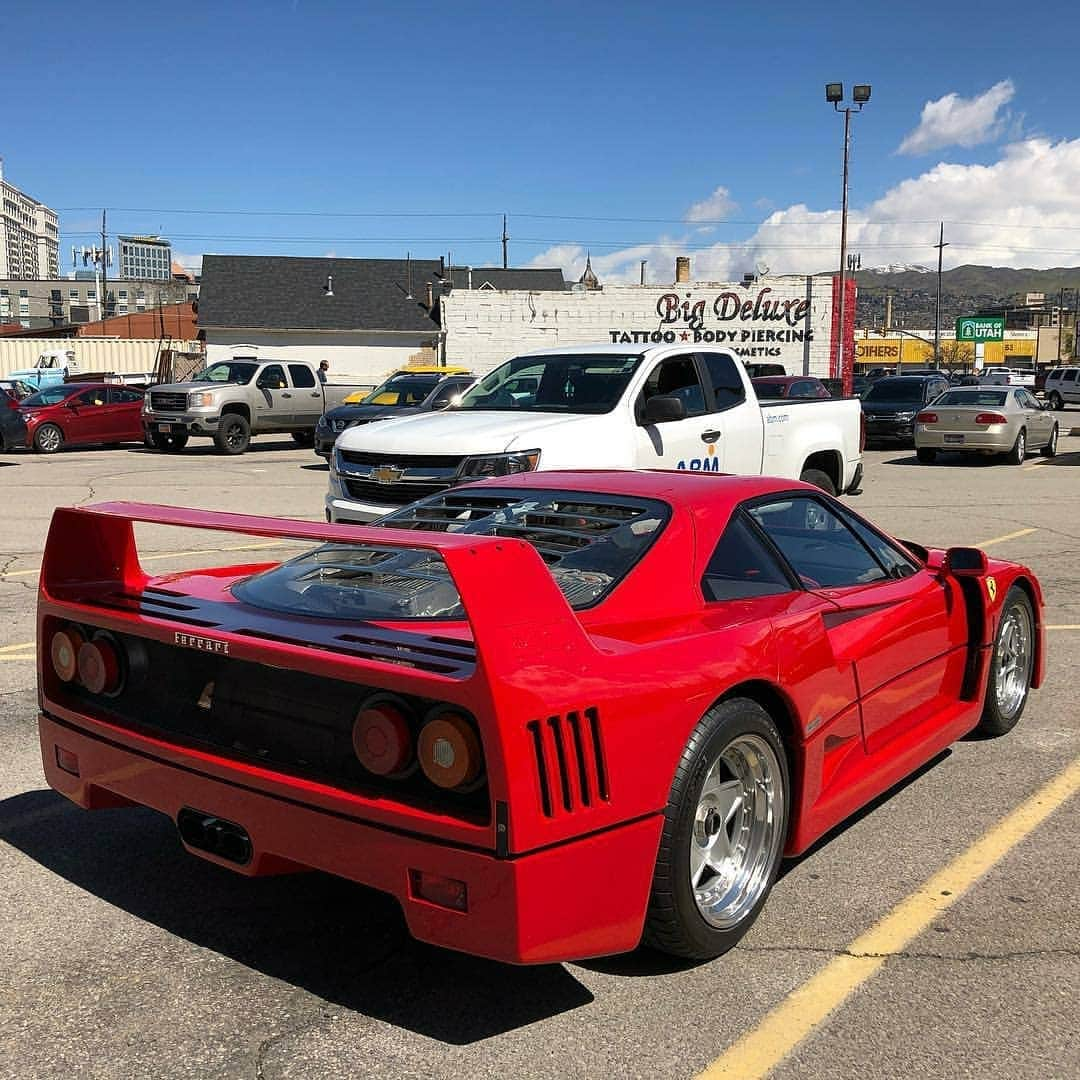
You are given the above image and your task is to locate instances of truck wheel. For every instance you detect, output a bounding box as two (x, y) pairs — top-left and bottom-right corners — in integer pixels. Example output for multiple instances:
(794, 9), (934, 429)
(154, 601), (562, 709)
(643, 698), (789, 959)
(799, 467), (836, 495)
(147, 430), (189, 453)
(34, 424), (64, 454)
(215, 415), (250, 455)
(291, 431), (315, 447)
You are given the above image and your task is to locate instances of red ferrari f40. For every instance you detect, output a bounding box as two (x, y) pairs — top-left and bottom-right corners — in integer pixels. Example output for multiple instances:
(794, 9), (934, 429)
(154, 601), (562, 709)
(36, 472), (1044, 963)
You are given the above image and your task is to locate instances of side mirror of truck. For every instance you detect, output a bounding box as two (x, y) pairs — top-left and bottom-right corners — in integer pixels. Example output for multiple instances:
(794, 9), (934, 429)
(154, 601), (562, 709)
(642, 394), (687, 425)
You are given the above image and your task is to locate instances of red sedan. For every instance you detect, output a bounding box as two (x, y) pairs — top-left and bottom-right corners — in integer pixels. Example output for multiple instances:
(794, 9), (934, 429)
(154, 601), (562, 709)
(752, 375), (831, 399)
(20, 382), (146, 453)
(36, 472), (1043, 963)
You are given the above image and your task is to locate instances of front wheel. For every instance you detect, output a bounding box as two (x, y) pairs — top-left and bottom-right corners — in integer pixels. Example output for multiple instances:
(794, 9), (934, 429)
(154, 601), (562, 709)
(1005, 428), (1026, 466)
(1040, 424), (1058, 458)
(34, 423), (64, 454)
(291, 430), (315, 447)
(643, 698), (789, 960)
(977, 586), (1035, 737)
(1048, 392), (1064, 411)
(146, 429), (189, 453)
(799, 467), (836, 495)
(214, 414), (251, 455)
(916, 447), (936, 464)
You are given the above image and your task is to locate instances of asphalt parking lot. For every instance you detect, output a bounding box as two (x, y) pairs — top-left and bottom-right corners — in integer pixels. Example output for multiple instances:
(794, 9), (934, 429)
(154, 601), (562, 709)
(1, 430), (1078, 1080)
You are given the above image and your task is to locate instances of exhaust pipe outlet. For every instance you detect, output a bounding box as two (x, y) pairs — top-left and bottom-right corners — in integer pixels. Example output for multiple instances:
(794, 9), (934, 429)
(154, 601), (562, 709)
(177, 807), (252, 865)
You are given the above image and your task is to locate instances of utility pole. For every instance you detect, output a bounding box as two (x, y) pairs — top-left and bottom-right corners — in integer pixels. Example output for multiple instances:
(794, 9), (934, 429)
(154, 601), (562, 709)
(501, 214), (509, 269)
(933, 222), (948, 361)
(100, 209), (108, 321)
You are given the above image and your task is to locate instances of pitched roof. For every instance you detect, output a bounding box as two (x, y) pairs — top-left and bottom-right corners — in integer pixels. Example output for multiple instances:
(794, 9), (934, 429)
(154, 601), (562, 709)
(444, 267), (567, 291)
(197, 255), (443, 333)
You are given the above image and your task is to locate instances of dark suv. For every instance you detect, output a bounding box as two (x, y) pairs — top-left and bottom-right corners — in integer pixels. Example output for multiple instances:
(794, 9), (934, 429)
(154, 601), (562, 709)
(861, 374), (950, 447)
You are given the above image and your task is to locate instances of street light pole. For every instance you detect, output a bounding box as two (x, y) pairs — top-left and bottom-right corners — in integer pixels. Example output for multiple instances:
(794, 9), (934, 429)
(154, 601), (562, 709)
(933, 222), (949, 361)
(826, 83), (871, 397)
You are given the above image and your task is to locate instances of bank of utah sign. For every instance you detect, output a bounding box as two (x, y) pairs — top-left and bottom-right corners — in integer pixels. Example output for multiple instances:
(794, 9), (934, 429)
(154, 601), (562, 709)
(955, 316), (1004, 343)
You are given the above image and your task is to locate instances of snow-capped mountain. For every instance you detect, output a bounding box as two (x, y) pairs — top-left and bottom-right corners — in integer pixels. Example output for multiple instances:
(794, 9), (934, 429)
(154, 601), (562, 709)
(866, 263), (933, 275)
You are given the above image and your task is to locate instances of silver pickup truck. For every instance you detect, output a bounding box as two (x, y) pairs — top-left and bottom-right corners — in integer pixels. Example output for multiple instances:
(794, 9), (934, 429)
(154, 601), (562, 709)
(143, 358), (362, 454)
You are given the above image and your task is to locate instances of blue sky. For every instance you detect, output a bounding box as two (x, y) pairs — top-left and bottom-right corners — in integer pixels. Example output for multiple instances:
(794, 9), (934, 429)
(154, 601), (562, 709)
(6, 0), (1080, 280)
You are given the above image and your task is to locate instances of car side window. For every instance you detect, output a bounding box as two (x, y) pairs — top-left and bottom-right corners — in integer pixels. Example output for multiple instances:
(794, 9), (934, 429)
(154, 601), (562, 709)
(700, 352), (746, 411)
(288, 364), (317, 388)
(748, 497), (888, 589)
(76, 388), (107, 407)
(836, 510), (919, 579)
(702, 512), (795, 601)
(109, 387), (143, 404)
(1063, 370), (1078, 383)
(257, 364), (287, 390)
(429, 381), (463, 407)
(640, 355), (706, 417)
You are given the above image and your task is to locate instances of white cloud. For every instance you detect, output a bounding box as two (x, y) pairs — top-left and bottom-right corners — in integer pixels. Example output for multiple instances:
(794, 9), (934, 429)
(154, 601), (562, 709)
(898, 80), (1015, 155)
(172, 252), (203, 273)
(685, 186), (737, 222)
(527, 136), (1080, 283)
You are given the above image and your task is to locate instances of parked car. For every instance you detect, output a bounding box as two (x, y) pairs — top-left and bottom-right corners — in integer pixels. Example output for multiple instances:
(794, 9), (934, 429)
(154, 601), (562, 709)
(1, 386), (28, 450)
(0, 378), (35, 401)
(914, 387), (1058, 464)
(752, 375), (831, 400)
(327, 344), (866, 522)
(36, 474), (1043, 962)
(743, 362), (786, 379)
(861, 374), (951, 447)
(1043, 366), (1080, 411)
(314, 373), (474, 459)
(978, 367), (1036, 388)
(142, 358), (369, 454)
(19, 382), (146, 454)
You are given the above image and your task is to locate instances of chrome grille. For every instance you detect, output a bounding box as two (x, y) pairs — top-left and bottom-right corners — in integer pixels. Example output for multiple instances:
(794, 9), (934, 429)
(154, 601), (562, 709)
(150, 391), (187, 412)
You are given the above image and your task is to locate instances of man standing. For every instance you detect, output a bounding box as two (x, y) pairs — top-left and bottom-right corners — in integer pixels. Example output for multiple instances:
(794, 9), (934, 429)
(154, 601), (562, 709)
(318, 360), (329, 384)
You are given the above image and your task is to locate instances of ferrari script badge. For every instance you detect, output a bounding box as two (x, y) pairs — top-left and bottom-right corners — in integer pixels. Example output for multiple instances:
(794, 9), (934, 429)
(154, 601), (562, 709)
(371, 466), (403, 485)
(986, 576), (997, 602)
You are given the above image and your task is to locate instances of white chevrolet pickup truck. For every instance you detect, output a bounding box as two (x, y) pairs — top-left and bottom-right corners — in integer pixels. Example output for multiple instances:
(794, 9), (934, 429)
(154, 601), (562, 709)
(326, 344), (864, 522)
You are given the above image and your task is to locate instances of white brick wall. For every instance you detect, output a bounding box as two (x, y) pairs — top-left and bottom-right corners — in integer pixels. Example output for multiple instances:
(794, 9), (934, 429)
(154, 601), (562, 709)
(442, 276), (839, 377)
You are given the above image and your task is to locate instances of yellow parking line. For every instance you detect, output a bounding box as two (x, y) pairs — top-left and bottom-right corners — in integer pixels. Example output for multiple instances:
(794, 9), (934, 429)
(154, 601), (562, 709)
(975, 527), (1037, 547)
(697, 754), (1080, 1080)
(0, 641), (34, 654)
(1021, 460), (1048, 470)
(0, 654), (34, 662)
(1046, 624), (1080, 631)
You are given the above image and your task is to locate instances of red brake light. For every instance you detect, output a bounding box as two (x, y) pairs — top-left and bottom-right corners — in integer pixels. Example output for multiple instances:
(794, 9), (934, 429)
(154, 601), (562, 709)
(974, 412), (1008, 425)
(50, 627), (86, 682)
(917, 411), (938, 423)
(352, 699), (413, 776)
(77, 636), (122, 695)
(418, 711), (482, 789)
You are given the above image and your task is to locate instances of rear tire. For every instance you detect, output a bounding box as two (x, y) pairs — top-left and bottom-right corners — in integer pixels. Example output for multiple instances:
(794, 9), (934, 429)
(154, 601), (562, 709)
(799, 467), (836, 495)
(291, 430), (315, 447)
(34, 423), (64, 454)
(643, 698), (789, 960)
(1005, 428), (1026, 466)
(976, 587), (1035, 737)
(916, 447), (936, 464)
(1040, 424), (1058, 458)
(215, 414), (250, 455)
(1048, 392), (1064, 411)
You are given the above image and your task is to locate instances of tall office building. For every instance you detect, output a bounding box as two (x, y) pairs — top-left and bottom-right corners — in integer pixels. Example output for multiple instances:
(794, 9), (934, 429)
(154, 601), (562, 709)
(0, 159), (59, 280)
(119, 235), (172, 280)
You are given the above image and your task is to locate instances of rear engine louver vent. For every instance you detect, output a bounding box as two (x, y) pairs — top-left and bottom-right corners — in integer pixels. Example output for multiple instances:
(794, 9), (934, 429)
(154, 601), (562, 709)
(527, 707), (608, 817)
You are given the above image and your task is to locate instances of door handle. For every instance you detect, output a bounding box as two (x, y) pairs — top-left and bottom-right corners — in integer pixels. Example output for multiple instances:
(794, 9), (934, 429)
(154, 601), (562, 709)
(700, 430), (722, 443)
(311, 392), (321, 398)
(282, 392), (292, 398)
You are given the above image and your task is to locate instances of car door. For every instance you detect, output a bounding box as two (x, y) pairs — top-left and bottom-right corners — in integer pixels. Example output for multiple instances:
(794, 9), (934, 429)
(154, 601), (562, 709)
(287, 363), (323, 424)
(1016, 389), (1052, 445)
(1061, 368), (1080, 404)
(65, 387), (111, 445)
(632, 353), (723, 472)
(747, 494), (967, 756)
(254, 364), (292, 427)
(107, 386), (146, 441)
(697, 351), (764, 474)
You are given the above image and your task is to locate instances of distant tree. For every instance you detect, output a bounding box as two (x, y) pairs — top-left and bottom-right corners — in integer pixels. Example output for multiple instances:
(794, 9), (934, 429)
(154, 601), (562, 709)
(937, 340), (973, 372)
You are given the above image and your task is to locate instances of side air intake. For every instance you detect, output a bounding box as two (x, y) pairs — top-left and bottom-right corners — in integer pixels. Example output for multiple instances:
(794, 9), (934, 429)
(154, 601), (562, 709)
(526, 707), (609, 817)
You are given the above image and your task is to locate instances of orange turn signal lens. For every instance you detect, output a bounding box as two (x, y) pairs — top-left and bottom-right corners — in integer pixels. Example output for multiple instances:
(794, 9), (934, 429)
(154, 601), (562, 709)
(77, 637), (121, 695)
(409, 869), (468, 912)
(418, 711), (482, 790)
(50, 628), (85, 683)
(352, 701), (413, 776)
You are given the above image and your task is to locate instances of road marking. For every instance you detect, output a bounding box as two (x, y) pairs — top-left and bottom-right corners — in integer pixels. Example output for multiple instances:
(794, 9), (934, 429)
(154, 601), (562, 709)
(1021, 460), (1048, 470)
(975, 527), (1037, 547)
(0, 641), (34, 654)
(1046, 624), (1080, 631)
(697, 753), (1080, 1080)
(0, 654), (34, 662)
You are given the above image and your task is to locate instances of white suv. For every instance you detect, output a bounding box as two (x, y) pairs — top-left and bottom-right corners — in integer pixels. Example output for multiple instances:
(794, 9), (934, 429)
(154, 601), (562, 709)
(1044, 367), (1080, 410)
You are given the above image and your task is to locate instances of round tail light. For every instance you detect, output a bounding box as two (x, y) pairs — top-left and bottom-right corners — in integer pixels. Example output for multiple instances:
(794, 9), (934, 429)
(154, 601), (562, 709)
(418, 711), (482, 790)
(50, 627), (85, 683)
(77, 636), (122, 695)
(352, 699), (413, 776)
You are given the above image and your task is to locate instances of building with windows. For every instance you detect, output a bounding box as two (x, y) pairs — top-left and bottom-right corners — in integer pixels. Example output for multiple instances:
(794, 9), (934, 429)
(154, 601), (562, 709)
(118, 235), (173, 280)
(0, 277), (195, 330)
(0, 161), (59, 280)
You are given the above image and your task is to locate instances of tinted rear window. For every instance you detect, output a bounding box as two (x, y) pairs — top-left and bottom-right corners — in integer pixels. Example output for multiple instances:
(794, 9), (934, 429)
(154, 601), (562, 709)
(863, 379), (926, 403)
(934, 391), (1007, 406)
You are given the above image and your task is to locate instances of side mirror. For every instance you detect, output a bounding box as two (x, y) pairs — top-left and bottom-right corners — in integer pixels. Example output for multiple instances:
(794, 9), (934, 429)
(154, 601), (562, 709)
(643, 394), (686, 425)
(944, 546), (988, 576)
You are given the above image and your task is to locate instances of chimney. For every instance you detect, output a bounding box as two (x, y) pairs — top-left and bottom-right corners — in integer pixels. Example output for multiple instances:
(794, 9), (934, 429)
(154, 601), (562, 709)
(884, 292), (894, 333)
(425, 281), (434, 310)
(675, 256), (690, 283)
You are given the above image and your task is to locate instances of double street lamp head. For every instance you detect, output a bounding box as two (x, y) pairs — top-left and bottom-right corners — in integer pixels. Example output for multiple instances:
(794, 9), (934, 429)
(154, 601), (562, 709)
(825, 82), (844, 104)
(825, 82), (872, 109)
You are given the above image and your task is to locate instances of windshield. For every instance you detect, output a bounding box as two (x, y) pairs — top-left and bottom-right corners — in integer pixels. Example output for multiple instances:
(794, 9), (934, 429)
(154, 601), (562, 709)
(233, 489), (669, 619)
(191, 361), (259, 385)
(21, 387), (74, 407)
(863, 379), (925, 403)
(362, 375), (440, 407)
(456, 353), (642, 413)
(934, 390), (1009, 407)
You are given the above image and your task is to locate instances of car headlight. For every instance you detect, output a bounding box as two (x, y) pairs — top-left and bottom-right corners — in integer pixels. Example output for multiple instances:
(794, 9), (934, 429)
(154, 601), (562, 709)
(458, 450), (541, 478)
(894, 411), (916, 421)
(188, 392), (215, 408)
(21, 412), (37, 423)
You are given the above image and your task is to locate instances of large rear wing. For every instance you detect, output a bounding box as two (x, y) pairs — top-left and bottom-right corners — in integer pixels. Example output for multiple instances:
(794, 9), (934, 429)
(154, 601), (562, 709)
(40, 501), (598, 677)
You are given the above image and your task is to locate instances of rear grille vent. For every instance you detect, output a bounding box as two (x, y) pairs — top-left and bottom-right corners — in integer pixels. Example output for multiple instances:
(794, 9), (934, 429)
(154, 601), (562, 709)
(526, 707), (608, 817)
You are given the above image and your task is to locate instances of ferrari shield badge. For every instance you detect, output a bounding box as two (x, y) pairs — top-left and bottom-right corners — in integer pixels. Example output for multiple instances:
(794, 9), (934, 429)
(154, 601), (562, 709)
(986, 576), (998, 602)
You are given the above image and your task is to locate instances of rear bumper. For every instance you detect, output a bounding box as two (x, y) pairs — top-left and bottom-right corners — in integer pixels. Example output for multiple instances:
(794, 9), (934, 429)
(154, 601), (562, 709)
(914, 428), (1012, 451)
(38, 713), (661, 964)
(865, 419), (915, 443)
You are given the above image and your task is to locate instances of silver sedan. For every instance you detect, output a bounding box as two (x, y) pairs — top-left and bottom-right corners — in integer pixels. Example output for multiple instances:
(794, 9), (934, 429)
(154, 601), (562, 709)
(913, 387), (1058, 464)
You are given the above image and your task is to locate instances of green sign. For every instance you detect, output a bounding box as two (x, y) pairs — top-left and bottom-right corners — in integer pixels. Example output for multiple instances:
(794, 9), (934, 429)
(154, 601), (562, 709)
(955, 316), (1004, 342)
